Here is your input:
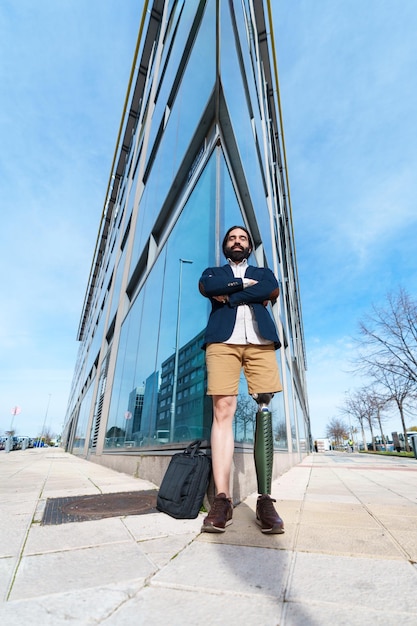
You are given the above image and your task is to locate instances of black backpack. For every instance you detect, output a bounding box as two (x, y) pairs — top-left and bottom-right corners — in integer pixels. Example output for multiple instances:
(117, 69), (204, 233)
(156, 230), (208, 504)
(156, 440), (212, 519)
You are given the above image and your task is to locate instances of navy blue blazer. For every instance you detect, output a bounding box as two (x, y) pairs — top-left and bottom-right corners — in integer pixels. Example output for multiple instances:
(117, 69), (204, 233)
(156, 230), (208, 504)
(199, 264), (281, 349)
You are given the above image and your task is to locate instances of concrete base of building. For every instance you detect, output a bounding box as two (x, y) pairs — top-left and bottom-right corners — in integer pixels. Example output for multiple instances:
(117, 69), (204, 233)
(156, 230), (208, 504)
(86, 448), (306, 505)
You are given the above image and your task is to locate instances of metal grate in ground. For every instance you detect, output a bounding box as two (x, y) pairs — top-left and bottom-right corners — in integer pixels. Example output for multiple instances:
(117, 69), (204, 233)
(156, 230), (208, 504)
(41, 490), (158, 525)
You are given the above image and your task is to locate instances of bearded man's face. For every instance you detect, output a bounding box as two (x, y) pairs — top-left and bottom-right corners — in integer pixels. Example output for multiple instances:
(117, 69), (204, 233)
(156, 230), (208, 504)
(224, 228), (252, 262)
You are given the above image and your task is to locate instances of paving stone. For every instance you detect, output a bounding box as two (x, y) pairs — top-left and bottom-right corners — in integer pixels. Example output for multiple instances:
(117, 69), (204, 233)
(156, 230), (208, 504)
(8, 542), (156, 601)
(152, 541), (291, 598)
(288, 552), (417, 612)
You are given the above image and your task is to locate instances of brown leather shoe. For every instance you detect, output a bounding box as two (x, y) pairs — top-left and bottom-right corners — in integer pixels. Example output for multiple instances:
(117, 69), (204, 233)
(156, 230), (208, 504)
(256, 494), (284, 534)
(201, 493), (233, 533)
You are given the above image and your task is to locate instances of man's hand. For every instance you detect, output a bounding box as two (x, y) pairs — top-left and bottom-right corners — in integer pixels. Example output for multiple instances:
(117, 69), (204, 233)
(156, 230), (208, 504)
(213, 295), (229, 304)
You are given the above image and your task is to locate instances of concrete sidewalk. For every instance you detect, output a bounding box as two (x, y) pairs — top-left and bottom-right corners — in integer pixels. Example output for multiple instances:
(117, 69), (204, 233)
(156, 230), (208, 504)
(1, 448), (416, 625)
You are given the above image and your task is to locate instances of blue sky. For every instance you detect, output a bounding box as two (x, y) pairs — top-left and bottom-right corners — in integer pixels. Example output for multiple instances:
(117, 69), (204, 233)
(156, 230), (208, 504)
(1, 1), (416, 441)
(274, 0), (417, 437)
(0, 0), (140, 437)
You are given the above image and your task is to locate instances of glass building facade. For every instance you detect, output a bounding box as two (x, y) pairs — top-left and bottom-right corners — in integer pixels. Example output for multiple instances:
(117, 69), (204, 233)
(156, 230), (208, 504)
(63, 0), (311, 493)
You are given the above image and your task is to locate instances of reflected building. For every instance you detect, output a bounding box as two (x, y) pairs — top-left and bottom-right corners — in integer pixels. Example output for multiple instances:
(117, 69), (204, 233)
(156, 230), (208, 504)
(125, 387), (144, 442)
(63, 0), (311, 495)
(139, 371), (160, 444)
(158, 329), (212, 442)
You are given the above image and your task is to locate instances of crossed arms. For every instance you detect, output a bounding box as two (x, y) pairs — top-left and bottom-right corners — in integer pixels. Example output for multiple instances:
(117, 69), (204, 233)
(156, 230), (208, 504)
(199, 267), (279, 308)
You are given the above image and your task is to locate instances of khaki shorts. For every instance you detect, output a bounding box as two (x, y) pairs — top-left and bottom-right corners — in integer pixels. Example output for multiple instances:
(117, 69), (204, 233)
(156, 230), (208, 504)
(205, 343), (283, 396)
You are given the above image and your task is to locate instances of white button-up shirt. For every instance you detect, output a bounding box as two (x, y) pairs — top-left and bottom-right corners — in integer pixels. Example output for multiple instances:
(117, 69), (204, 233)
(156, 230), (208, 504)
(225, 259), (272, 345)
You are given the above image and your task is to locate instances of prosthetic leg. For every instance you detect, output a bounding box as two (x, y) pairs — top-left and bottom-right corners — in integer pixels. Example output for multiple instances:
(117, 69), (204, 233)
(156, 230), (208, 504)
(251, 393), (284, 534)
(252, 393), (274, 495)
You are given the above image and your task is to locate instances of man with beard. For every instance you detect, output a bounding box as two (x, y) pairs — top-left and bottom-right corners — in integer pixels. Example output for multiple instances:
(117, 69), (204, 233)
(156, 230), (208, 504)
(198, 226), (284, 534)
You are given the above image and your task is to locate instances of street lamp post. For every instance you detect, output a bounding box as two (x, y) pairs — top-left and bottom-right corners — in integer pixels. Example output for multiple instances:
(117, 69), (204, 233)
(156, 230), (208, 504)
(170, 258), (193, 442)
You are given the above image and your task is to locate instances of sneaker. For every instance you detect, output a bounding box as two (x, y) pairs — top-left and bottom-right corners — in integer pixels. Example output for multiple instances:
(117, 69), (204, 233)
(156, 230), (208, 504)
(201, 493), (233, 533)
(256, 494), (284, 534)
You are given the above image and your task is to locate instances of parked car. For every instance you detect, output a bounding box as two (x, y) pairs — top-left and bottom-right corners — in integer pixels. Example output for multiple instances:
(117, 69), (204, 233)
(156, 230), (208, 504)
(11, 436), (21, 450)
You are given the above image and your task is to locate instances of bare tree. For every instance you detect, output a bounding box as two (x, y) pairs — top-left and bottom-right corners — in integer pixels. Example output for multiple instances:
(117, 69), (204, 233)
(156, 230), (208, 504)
(234, 395), (256, 441)
(340, 389), (378, 451)
(351, 288), (417, 452)
(356, 287), (417, 385)
(326, 417), (349, 447)
(361, 393), (378, 450)
(367, 388), (390, 447)
(368, 369), (415, 452)
(274, 421), (288, 445)
(38, 428), (56, 446)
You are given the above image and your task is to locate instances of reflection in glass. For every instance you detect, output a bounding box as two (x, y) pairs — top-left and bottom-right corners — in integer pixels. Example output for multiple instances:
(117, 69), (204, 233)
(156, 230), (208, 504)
(104, 153), (216, 448)
(170, 258), (194, 441)
(220, 0), (268, 233)
(128, 2), (216, 283)
(286, 362), (298, 452)
(295, 394), (308, 453)
(64, 0), (310, 476)
(232, 357), (287, 450)
(73, 383), (93, 453)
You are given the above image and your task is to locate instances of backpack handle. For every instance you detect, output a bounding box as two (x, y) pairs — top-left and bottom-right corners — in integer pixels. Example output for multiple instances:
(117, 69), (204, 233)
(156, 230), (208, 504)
(184, 440), (202, 457)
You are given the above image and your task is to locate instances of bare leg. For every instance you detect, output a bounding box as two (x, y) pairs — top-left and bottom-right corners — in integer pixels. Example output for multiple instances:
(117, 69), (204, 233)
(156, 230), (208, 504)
(211, 395), (236, 497)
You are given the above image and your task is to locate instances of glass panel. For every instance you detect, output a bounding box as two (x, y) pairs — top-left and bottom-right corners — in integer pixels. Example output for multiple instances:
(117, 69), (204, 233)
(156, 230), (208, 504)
(128, 1), (216, 279)
(286, 362), (298, 451)
(162, 0), (215, 175)
(129, 256), (165, 445)
(231, 2), (267, 176)
(295, 393), (308, 453)
(219, 153), (245, 244)
(72, 383), (93, 453)
(84, 295), (109, 376)
(105, 277), (151, 448)
(108, 246), (127, 325)
(219, 152), (287, 448)
(232, 359), (287, 449)
(234, 376), (256, 443)
(148, 0), (194, 152)
(272, 356), (287, 450)
(220, 155), (255, 435)
(105, 153), (216, 448)
(220, 1), (268, 237)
